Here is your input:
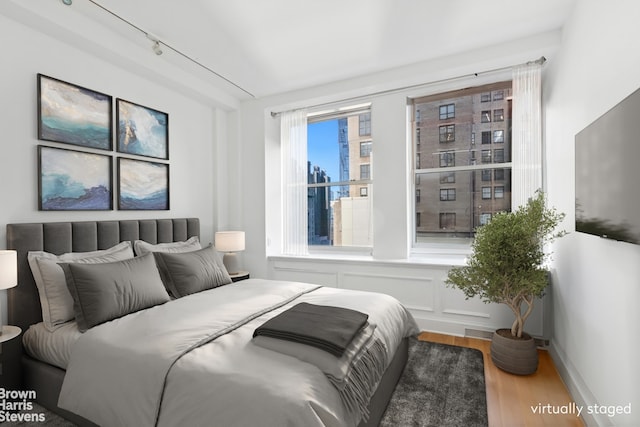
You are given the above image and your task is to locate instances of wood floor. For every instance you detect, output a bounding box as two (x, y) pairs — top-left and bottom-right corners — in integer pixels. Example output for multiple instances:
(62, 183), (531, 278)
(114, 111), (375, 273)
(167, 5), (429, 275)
(418, 332), (584, 427)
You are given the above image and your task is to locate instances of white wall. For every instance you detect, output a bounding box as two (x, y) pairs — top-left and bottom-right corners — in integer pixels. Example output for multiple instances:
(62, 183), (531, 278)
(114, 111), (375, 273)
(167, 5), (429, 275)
(237, 31), (561, 336)
(544, 1), (640, 426)
(0, 13), (227, 323)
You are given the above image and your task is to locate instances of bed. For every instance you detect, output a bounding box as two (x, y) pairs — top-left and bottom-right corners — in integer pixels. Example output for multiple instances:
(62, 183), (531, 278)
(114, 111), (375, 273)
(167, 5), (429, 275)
(7, 218), (418, 427)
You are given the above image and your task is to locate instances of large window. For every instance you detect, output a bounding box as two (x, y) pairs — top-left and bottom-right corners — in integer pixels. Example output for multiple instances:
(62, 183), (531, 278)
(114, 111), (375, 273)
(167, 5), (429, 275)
(412, 81), (512, 242)
(307, 107), (373, 247)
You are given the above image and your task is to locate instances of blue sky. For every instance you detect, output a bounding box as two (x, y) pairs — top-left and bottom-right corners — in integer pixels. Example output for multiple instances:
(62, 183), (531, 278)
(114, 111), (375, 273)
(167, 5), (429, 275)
(308, 119), (339, 181)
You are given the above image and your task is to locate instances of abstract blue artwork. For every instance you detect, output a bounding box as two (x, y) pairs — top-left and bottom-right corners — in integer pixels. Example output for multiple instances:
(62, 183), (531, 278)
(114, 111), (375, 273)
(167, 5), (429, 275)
(117, 99), (168, 159)
(38, 74), (112, 150)
(118, 158), (169, 210)
(38, 145), (113, 210)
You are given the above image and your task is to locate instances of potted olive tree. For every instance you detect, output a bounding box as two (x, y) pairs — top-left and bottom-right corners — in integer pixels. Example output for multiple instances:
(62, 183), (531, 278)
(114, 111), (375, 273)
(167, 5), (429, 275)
(445, 191), (565, 375)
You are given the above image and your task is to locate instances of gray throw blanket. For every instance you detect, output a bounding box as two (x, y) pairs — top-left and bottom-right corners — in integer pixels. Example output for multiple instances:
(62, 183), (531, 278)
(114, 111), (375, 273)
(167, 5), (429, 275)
(253, 302), (369, 357)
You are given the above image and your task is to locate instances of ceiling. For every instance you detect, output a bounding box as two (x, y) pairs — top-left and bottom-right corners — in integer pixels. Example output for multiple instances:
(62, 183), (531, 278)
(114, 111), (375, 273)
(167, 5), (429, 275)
(8, 0), (577, 101)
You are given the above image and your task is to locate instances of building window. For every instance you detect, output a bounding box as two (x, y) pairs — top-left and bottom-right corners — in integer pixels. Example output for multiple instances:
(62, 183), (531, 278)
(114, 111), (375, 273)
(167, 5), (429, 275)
(493, 130), (504, 143)
(482, 187), (492, 199)
(416, 189), (421, 203)
(493, 90), (504, 101)
(305, 105), (373, 247)
(440, 188), (456, 201)
(416, 212), (421, 227)
(494, 168), (505, 180)
(481, 149), (492, 163)
(439, 151), (455, 167)
(416, 128), (421, 146)
(416, 153), (421, 169)
(494, 149), (505, 163)
(411, 81), (512, 242)
(479, 213), (492, 225)
(439, 213), (456, 229)
(360, 141), (372, 157)
(439, 125), (455, 143)
(440, 172), (455, 183)
(439, 104), (455, 120)
(360, 164), (371, 179)
(359, 112), (371, 136)
(494, 186), (504, 199)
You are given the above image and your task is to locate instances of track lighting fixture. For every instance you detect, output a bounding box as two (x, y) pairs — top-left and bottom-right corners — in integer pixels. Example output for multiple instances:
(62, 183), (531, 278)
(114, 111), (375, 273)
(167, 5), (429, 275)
(152, 40), (163, 56)
(146, 33), (163, 56)
(62, 0), (72, 5)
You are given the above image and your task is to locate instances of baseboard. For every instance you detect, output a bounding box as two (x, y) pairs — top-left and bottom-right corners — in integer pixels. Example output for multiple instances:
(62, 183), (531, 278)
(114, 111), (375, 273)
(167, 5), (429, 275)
(548, 342), (609, 427)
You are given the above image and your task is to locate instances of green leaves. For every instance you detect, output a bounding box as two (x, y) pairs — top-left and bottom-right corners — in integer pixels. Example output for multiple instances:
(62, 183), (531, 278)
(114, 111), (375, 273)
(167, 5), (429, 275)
(445, 190), (565, 336)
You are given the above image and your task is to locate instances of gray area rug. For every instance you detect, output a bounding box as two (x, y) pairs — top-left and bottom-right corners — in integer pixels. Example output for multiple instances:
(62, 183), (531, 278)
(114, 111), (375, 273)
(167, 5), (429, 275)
(2, 339), (487, 427)
(380, 338), (488, 427)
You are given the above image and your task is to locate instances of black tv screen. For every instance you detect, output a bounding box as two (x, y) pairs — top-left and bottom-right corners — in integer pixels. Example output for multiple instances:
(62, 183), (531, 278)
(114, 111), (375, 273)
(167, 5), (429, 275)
(575, 87), (640, 245)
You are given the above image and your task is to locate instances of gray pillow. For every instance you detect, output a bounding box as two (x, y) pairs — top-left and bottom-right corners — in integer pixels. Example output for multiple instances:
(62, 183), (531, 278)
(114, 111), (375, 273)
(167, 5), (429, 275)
(133, 236), (201, 256)
(153, 245), (232, 298)
(61, 253), (170, 332)
(27, 241), (135, 331)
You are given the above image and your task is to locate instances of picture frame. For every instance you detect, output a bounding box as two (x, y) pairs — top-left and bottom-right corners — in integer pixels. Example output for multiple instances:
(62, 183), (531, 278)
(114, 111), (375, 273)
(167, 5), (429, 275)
(116, 98), (169, 160)
(38, 145), (113, 211)
(117, 157), (170, 210)
(37, 74), (112, 151)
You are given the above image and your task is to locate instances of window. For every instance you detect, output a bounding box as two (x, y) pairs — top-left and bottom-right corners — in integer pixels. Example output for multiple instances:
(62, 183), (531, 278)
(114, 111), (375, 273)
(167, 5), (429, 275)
(360, 141), (372, 157)
(416, 189), (421, 203)
(359, 112), (371, 136)
(439, 151), (455, 167)
(439, 125), (455, 143)
(360, 164), (370, 179)
(440, 188), (456, 201)
(439, 213), (456, 229)
(482, 187), (492, 199)
(306, 105), (373, 247)
(416, 128), (421, 146)
(411, 81), (512, 242)
(440, 172), (455, 183)
(493, 90), (504, 101)
(439, 104), (455, 120)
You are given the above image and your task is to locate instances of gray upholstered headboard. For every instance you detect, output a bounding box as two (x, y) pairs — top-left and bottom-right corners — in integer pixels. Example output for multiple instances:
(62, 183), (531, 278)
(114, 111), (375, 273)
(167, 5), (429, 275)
(6, 218), (200, 332)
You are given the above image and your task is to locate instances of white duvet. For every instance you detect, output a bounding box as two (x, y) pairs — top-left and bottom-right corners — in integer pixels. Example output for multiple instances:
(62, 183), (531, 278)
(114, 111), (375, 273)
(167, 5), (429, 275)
(58, 279), (418, 427)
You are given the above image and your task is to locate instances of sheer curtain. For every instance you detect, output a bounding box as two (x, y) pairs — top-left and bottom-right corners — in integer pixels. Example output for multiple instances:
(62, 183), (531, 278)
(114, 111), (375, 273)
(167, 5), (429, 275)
(280, 109), (309, 255)
(512, 61), (542, 208)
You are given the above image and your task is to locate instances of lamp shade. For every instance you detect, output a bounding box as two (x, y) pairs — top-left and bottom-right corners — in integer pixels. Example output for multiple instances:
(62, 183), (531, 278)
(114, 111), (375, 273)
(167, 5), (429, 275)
(215, 231), (245, 252)
(0, 250), (17, 290)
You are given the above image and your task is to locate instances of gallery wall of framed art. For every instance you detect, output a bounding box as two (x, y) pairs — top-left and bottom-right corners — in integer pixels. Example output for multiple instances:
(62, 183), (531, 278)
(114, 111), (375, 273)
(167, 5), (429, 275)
(36, 73), (170, 211)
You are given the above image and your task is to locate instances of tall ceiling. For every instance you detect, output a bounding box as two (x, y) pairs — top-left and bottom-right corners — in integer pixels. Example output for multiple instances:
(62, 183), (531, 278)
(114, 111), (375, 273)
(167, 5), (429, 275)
(4, 0), (576, 102)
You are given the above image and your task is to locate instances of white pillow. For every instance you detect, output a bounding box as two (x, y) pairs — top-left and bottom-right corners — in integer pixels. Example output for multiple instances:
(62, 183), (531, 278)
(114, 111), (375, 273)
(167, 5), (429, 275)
(28, 241), (134, 331)
(133, 236), (201, 256)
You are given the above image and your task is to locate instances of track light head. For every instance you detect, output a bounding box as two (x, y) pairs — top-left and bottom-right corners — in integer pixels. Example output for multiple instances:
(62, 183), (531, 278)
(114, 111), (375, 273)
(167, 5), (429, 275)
(62, 0), (72, 5)
(152, 41), (163, 56)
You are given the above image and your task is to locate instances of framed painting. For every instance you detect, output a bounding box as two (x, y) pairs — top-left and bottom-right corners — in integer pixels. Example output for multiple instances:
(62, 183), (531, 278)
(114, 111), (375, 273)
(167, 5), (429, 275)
(37, 74), (112, 150)
(116, 99), (169, 160)
(118, 158), (169, 210)
(38, 145), (113, 211)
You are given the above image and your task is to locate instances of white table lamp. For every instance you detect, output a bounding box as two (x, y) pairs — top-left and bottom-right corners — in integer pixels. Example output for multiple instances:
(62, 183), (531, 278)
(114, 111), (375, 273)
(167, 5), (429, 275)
(215, 231), (245, 275)
(0, 250), (18, 337)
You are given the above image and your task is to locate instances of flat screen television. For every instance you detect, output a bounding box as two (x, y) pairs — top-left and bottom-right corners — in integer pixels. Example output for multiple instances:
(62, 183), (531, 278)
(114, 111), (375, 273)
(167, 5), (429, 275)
(575, 87), (640, 245)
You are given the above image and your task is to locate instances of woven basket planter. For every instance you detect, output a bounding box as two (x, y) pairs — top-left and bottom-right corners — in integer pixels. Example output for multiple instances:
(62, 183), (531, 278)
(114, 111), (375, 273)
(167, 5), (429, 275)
(490, 329), (538, 375)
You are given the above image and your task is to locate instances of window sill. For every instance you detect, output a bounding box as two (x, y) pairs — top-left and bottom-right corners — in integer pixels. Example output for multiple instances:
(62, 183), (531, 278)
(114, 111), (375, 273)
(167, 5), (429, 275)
(268, 252), (467, 268)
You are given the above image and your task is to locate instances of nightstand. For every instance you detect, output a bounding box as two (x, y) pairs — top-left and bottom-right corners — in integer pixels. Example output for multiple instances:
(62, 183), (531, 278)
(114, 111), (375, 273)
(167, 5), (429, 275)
(229, 271), (250, 282)
(0, 325), (22, 390)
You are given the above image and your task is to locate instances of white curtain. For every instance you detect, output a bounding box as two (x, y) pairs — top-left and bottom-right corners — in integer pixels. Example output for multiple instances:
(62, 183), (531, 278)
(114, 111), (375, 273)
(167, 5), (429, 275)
(280, 109), (309, 255)
(512, 61), (543, 208)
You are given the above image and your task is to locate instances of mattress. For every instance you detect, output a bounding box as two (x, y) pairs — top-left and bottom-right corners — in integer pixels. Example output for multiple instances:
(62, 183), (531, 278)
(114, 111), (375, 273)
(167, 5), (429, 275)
(23, 321), (82, 370)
